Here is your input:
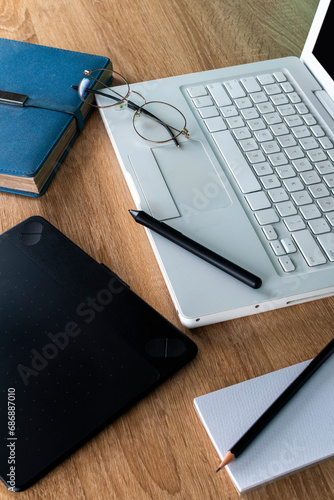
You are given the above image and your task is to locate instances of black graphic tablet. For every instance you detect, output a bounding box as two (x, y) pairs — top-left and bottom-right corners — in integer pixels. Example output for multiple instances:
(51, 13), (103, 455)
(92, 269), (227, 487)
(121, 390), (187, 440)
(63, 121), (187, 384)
(0, 217), (197, 491)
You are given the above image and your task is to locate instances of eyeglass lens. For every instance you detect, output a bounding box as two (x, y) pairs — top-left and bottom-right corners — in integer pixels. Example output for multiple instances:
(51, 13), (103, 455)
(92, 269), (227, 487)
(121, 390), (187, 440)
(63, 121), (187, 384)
(133, 102), (187, 143)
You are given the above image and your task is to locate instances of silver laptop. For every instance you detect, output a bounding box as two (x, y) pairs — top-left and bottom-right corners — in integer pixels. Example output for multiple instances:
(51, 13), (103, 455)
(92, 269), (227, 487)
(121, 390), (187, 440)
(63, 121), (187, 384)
(97, 0), (334, 327)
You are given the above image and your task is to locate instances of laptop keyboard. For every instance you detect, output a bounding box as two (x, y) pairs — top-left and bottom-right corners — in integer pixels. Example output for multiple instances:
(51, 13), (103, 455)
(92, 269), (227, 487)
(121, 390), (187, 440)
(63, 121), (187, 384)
(186, 72), (334, 273)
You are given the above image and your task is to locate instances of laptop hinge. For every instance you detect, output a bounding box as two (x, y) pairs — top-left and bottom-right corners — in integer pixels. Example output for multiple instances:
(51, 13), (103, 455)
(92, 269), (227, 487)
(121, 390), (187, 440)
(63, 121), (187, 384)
(314, 90), (334, 121)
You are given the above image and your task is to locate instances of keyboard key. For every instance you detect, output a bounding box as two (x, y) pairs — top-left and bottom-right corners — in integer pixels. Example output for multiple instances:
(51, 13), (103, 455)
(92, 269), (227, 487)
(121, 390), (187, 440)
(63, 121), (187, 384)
(273, 72), (286, 82)
(310, 125), (325, 137)
(257, 74), (275, 85)
(317, 196), (334, 212)
(295, 103), (309, 114)
(254, 129), (273, 142)
(207, 83), (232, 107)
(250, 92), (268, 104)
(204, 116), (227, 132)
(270, 123), (289, 136)
(275, 165), (295, 179)
(268, 152), (288, 166)
(299, 137), (319, 150)
(253, 162), (273, 176)
(264, 112), (282, 125)
(247, 118), (266, 131)
(300, 171), (321, 185)
(277, 134), (297, 148)
(212, 130), (261, 193)
(187, 86), (207, 98)
(308, 183), (329, 199)
(234, 97), (252, 109)
(256, 102), (275, 114)
(220, 105), (238, 117)
(226, 116), (245, 128)
(261, 141), (280, 154)
(260, 174), (281, 189)
(275, 201), (297, 217)
(285, 115), (303, 127)
(245, 192), (271, 210)
(318, 233), (334, 260)
(291, 190), (312, 205)
(323, 174), (334, 188)
(281, 238), (296, 253)
(263, 84), (281, 95)
(224, 80), (246, 99)
(279, 255), (295, 272)
(240, 107), (259, 120)
(326, 212), (334, 225)
(281, 82), (294, 93)
(239, 138), (258, 152)
(315, 160), (334, 175)
(277, 104), (295, 116)
(288, 92), (301, 104)
(240, 76), (261, 93)
(299, 204), (321, 220)
(291, 125), (311, 138)
(193, 96), (213, 107)
(284, 215), (306, 231)
(254, 208), (279, 225)
(292, 158), (312, 172)
(308, 218), (330, 235)
(246, 150), (266, 163)
(271, 94), (289, 106)
(318, 136), (333, 149)
(198, 106), (220, 119)
(327, 149), (334, 161)
(262, 224), (277, 240)
(285, 146), (304, 160)
(270, 240), (286, 255)
(303, 114), (317, 126)
(232, 127), (252, 140)
(307, 148), (327, 162)
(268, 187), (289, 202)
(292, 230), (326, 266)
(283, 177), (304, 192)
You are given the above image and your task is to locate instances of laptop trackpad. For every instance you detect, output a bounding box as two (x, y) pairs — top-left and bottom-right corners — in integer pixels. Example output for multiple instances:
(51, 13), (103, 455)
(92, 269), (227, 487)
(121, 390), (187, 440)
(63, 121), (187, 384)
(129, 140), (231, 220)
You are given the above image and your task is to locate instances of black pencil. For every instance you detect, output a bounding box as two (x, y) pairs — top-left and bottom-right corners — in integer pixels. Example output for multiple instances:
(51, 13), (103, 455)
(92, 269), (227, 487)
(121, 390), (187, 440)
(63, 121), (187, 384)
(129, 210), (262, 289)
(216, 337), (334, 472)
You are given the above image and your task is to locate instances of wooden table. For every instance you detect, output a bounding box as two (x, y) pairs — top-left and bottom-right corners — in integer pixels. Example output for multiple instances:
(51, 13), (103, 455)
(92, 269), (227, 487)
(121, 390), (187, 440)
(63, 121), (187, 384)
(2, 0), (333, 499)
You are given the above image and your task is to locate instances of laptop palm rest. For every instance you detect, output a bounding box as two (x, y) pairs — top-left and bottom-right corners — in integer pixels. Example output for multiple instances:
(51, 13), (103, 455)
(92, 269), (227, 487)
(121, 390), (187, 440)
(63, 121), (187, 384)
(129, 140), (231, 220)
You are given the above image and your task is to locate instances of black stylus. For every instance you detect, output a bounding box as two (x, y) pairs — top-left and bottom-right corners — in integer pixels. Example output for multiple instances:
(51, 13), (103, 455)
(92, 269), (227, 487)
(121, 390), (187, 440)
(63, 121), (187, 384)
(129, 210), (262, 289)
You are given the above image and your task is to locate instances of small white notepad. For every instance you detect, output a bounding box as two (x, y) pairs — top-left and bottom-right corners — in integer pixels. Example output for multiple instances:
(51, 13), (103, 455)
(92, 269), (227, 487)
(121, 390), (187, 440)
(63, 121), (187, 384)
(194, 356), (334, 493)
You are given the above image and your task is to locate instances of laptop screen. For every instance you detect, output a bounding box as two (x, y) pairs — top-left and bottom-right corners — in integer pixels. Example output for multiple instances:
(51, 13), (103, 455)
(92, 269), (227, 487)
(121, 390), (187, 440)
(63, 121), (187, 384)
(301, 0), (334, 101)
(312, 1), (334, 79)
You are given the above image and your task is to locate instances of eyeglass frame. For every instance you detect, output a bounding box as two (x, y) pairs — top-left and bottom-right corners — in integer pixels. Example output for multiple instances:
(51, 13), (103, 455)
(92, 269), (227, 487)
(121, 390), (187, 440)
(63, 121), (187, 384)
(75, 68), (190, 147)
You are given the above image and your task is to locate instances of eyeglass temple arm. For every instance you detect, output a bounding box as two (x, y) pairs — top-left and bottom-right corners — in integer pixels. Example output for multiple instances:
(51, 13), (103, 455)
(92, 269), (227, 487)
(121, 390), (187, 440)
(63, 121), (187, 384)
(72, 85), (180, 147)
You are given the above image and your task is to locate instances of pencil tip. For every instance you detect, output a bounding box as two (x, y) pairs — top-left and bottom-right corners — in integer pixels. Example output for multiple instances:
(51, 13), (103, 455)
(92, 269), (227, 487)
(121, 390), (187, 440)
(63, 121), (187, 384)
(216, 451), (235, 472)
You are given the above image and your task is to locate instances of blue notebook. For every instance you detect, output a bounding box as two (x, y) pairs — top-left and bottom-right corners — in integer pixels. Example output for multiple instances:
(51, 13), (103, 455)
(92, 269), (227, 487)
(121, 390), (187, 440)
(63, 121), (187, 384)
(0, 38), (111, 196)
(194, 355), (334, 493)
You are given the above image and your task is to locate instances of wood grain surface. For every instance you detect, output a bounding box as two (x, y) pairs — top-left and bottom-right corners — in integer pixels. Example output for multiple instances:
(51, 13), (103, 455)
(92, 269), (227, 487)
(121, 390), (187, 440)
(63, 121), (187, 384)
(2, 1), (333, 499)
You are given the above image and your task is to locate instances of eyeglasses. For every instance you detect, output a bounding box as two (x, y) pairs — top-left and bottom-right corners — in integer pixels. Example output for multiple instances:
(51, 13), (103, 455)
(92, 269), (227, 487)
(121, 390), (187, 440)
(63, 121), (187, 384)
(74, 68), (190, 147)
